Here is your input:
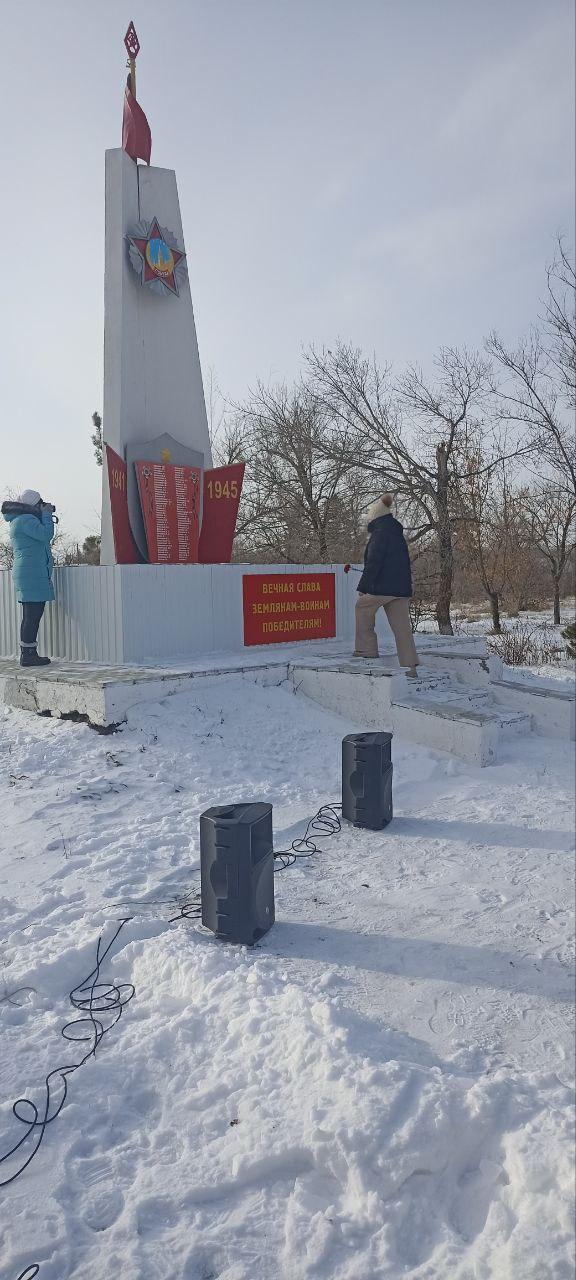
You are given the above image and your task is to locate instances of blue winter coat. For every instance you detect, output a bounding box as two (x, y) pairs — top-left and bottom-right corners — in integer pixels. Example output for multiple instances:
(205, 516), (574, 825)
(357, 515), (413, 598)
(3, 510), (55, 603)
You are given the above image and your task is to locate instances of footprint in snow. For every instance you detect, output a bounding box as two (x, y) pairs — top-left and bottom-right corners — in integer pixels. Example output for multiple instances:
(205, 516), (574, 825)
(136, 1194), (180, 1237)
(84, 1187), (125, 1232)
(72, 1155), (110, 1188)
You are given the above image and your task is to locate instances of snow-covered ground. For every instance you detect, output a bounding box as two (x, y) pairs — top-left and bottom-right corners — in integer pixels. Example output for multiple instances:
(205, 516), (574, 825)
(419, 609), (575, 689)
(0, 674), (574, 1279)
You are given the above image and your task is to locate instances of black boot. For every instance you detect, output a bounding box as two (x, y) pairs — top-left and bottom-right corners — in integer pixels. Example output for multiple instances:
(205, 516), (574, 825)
(20, 646), (51, 667)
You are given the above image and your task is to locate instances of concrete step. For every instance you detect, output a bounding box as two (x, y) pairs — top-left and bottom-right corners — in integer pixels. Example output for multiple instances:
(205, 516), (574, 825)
(289, 660), (538, 764)
(405, 668), (452, 691)
(391, 696), (502, 764)
(403, 685), (531, 735)
(413, 682), (492, 706)
(393, 695), (530, 763)
(491, 676), (575, 740)
(415, 646), (500, 687)
(496, 707), (533, 739)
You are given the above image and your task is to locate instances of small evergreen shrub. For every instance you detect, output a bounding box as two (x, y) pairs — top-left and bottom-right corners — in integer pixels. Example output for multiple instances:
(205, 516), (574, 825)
(562, 621), (576, 660)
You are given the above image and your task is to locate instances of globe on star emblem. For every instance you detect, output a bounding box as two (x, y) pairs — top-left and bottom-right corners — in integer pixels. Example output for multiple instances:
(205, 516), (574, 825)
(145, 237), (175, 276)
(127, 217), (187, 296)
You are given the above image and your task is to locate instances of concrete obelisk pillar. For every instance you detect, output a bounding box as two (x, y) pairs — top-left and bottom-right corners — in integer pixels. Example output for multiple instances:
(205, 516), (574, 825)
(101, 149), (212, 564)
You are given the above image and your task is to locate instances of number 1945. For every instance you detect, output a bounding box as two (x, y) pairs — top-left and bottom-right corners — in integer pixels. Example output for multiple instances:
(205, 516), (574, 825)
(207, 479), (238, 500)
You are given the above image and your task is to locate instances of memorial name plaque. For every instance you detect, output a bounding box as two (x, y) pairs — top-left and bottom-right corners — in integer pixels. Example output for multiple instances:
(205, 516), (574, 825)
(243, 572), (336, 646)
(135, 461), (201, 563)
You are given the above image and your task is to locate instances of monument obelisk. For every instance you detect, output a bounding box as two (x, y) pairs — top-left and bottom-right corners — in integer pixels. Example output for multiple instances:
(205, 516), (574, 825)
(101, 23), (212, 565)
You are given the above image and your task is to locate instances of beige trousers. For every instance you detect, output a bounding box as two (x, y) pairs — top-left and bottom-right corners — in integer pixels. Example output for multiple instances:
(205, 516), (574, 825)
(355, 594), (419, 666)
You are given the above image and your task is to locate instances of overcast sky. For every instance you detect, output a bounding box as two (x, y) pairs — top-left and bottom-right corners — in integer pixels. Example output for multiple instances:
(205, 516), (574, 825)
(0, 0), (573, 541)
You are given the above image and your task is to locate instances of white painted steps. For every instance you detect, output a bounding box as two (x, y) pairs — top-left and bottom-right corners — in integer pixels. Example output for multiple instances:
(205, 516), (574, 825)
(288, 661), (537, 764)
(403, 672), (530, 733)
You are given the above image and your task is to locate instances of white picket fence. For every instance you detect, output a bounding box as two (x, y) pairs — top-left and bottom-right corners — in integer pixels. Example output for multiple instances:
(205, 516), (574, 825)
(0, 564), (360, 665)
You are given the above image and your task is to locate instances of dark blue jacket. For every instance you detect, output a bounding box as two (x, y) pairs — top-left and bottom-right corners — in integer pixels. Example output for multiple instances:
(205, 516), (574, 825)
(357, 515), (413, 598)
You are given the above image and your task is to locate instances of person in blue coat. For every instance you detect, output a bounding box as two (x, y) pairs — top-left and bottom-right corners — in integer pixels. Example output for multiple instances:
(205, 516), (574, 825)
(1, 489), (56, 666)
(354, 493), (420, 674)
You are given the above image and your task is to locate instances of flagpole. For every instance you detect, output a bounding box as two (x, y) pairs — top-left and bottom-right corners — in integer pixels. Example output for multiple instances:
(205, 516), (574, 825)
(122, 20), (151, 166)
(124, 21), (140, 101)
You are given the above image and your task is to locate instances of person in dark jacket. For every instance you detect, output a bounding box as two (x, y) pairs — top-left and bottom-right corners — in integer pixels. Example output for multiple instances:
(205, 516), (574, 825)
(354, 493), (419, 674)
(1, 489), (57, 667)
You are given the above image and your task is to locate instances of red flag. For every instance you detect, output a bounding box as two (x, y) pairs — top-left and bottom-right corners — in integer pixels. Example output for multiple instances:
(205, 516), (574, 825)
(122, 76), (152, 165)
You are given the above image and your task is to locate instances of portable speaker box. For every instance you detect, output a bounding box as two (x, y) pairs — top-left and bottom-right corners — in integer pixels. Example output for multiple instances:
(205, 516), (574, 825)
(200, 802), (275, 945)
(342, 732), (393, 830)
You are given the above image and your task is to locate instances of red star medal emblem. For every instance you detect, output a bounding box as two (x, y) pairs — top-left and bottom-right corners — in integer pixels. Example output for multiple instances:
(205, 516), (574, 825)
(129, 219), (186, 295)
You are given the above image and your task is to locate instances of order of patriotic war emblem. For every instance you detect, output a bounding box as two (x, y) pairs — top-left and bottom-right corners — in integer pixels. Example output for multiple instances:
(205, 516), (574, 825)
(127, 217), (188, 296)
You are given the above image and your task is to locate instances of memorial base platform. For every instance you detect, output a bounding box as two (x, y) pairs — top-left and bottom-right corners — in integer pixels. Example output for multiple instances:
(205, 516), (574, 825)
(0, 637), (572, 764)
(0, 563), (354, 665)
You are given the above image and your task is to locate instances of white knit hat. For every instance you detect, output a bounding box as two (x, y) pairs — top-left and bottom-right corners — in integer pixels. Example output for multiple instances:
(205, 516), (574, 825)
(364, 493), (394, 524)
(18, 489), (42, 506)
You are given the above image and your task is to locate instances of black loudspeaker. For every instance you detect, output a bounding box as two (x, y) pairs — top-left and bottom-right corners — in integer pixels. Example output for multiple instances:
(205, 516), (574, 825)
(342, 732), (393, 830)
(200, 803), (275, 945)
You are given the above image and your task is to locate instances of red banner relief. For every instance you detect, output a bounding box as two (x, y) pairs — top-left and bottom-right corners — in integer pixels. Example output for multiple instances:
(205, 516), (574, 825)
(243, 573), (336, 646)
(135, 461), (201, 564)
(198, 464), (245, 564)
(106, 445), (141, 564)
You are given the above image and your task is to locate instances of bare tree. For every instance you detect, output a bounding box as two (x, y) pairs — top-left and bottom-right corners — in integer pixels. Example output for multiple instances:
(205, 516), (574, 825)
(307, 343), (496, 633)
(206, 368), (230, 451)
(524, 483), (576, 624)
(457, 453), (530, 632)
(544, 238), (576, 409)
(206, 376), (278, 555)
(487, 241), (575, 496)
(0, 537), (14, 571)
(399, 352), (496, 633)
(212, 418), (247, 468)
(238, 379), (366, 563)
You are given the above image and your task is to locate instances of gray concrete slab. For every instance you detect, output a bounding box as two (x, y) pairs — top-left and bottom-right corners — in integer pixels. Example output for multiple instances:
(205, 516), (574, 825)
(1, 640), (571, 761)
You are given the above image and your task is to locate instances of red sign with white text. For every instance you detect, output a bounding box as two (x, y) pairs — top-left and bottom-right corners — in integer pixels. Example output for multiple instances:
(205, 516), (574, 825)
(198, 464), (245, 564)
(106, 445), (141, 564)
(243, 572), (336, 646)
(135, 461), (201, 563)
